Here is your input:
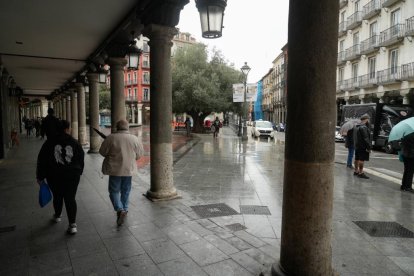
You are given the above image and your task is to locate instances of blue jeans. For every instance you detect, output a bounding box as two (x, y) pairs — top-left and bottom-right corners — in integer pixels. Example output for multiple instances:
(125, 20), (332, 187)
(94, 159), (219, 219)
(108, 176), (132, 212)
(347, 145), (354, 166)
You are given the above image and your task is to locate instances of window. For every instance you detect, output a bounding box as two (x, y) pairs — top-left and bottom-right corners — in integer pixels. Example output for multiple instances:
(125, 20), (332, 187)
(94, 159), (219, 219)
(143, 72), (150, 84)
(390, 49), (398, 74)
(368, 57), (376, 79)
(128, 88), (131, 98)
(143, 55), (149, 68)
(338, 67), (345, 82)
(341, 11), (346, 22)
(352, 63), (359, 82)
(354, 0), (360, 12)
(127, 74), (131, 84)
(369, 21), (377, 37)
(134, 88), (137, 100)
(143, 88), (150, 101)
(339, 40), (345, 52)
(391, 9), (401, 26)
(353, 32), (359, 45)
(133, 72), (137, 83)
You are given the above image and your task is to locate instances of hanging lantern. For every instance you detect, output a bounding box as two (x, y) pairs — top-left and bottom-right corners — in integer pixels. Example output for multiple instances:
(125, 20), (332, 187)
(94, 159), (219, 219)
(196, 0), (227, 39)
(97, 66), (108, 84)
(126, 40), (142, 70)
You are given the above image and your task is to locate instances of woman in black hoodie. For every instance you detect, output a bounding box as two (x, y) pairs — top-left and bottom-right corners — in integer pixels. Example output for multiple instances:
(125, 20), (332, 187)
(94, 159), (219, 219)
(37, 120), (84, 234)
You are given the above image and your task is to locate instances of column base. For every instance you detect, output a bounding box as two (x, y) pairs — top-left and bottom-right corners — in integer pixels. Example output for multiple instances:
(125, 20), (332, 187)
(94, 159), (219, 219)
(271, 262), (287, 276)
(144, 190), (181, 202)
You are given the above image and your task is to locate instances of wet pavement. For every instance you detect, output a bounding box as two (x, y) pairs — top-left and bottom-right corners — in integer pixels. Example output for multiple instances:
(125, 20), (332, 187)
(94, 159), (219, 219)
(1, 126), (414, 275)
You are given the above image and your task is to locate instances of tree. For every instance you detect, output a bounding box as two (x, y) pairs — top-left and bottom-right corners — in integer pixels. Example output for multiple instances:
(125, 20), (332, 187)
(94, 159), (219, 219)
(172, 44), (243, 132)
(99, 84), (111, 110)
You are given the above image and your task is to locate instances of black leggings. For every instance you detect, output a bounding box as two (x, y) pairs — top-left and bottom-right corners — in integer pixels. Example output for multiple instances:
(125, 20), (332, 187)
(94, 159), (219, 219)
(47, 175), (80, 224)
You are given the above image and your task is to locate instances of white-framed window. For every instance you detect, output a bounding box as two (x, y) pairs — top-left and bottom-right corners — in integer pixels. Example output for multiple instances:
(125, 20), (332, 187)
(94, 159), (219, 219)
(368, 57), (376, 79)
(143, 88), (150, 101)
(369, 21), (377, 37)
(352, 62), (359, 82)
(143, 55), (149, 68)
(128, 88), (131, 98)
(390, 49), (399, 74)
(143, 72), (150, 84)
(127, 74), (131, 84)
(133, 72), (137, 83)
(339, 40), (345, 52)
(338, 67), (345, 82)
(341, 11), (346, 23)
(134, 88), (137, 100)
(354, 0), (360, 12)
(353, 32), (359, 45)
(391, 8), (401, 26)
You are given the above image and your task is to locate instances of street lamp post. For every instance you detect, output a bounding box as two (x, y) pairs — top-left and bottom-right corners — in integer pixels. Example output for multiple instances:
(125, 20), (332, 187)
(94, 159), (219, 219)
(241, 62), (251, 141)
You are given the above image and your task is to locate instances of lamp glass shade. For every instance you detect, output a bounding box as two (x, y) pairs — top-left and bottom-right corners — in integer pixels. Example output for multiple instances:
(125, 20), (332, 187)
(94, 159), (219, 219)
(197, 0), (226, 38)
(127, 44), (141, 70)
(241, 62), (251, 76)
(98, 69), (108, 84)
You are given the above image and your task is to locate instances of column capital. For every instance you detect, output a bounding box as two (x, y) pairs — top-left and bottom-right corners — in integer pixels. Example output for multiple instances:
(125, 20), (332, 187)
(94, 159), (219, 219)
(143, 24), (177, 45)
(107, 57), (127, 70)
(86, 72), (99, 83)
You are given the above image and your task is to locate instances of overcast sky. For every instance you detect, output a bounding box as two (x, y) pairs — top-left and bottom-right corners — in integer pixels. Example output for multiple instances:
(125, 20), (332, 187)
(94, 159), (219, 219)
(177, 0), (290, 83)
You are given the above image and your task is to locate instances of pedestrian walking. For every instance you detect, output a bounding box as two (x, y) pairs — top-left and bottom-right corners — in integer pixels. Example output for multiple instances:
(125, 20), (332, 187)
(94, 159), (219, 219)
(353, 114), (372, 179)
(99, 120), (144, 226)
(212, 117), (221, 138)
(400, 132), (414, 192)
(36, 120), (84, 234)
(185, 117), (191, 137)
(41, 108), (60, 140)
(340, 119), (360, 169)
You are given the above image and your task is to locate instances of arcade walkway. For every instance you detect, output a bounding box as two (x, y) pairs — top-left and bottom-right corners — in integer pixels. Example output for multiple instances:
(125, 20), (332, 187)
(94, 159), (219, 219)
(0, 127), (413, 275)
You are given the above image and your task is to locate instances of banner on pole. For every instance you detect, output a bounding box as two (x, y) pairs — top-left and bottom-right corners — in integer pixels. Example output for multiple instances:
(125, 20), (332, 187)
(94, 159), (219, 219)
(232, 83), (257, 102)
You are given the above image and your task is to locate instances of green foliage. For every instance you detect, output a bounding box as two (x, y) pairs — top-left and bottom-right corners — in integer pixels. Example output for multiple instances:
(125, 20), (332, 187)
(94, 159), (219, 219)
(172, 44), (243, 121)
(99, 84), (111, 110)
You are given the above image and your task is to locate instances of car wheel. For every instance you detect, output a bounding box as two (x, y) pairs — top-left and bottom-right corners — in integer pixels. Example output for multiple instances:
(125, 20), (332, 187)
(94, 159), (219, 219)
(384, 142), (394, 154)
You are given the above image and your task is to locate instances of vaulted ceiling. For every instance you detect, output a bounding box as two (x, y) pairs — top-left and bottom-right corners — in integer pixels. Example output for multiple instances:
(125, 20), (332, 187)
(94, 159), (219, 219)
(0, 0), (189, 97)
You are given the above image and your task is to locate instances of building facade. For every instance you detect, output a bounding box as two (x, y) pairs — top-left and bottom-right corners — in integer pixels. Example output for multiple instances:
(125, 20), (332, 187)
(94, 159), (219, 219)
(271, 44), (288, 125)
(336, 0), (414, 120)
(261, 68), (274, 121)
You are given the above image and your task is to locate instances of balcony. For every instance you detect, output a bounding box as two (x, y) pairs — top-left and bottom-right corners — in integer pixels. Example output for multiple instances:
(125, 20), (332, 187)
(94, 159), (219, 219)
(406, 16), (414, 36)
(125, 96), (138, 102)
(337, 51), (346, 65)
(342, 79), (356, 91)
(377, 67), (402, 84)
(359, 73), (378, 88)
(338, 21), (347, 37)
(339, 0), (348, 9)
(125, 79), (138, 86)
(378, 24), (405, 47)
(401, 62), (414, 81)
(363, 0), (382, 20)
(336, 81), (344, 92)
(142, 61), (150, 68)
(344, 45), (361, 61)
(346, 11), (363, 30)
(382, 0), (405, 8)
(360, 35), (380, 55)
(142, 96), (150, 102)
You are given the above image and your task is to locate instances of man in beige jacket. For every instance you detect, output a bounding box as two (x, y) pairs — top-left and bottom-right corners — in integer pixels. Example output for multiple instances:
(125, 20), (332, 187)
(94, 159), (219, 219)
(99, 120), (143, 226)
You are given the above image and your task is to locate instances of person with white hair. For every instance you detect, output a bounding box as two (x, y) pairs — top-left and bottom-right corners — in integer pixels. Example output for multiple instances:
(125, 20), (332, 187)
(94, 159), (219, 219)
(99, 120), (144, 226)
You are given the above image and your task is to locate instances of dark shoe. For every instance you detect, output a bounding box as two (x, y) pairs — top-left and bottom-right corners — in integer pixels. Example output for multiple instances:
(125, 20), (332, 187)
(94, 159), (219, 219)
(353, 172), (359, 176)
(347, 165), (353, 169)
(401, 187), (414, 192)
(358, 173), (369, 179)
(117, 210), (127, 226)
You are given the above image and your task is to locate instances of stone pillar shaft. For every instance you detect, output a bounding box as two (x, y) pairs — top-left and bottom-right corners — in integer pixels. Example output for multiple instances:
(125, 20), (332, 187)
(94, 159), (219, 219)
(143, 24), (178, 201)
(108, 58), (127, 133)
(66, 95), (71, 123)
(62, 97), (67, 121)
(71, 91), (78, 140)
(88, 73), (100, 153)
(273, 0), (338, 275)
(76, 83), (87, 145)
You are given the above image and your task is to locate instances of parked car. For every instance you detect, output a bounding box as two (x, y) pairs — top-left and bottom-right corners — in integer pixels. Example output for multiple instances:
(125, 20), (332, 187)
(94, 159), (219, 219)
(251, 120), (275, 139)
(335, 126), (344, 142)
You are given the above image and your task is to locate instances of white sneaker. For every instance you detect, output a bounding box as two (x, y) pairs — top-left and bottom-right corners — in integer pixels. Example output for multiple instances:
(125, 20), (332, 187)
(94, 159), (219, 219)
(53, 214), (62, 223)
(67, 223), (77, 235)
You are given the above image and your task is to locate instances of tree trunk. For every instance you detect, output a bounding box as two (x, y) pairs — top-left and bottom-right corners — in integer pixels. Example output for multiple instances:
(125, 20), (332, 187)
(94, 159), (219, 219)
(188, 111), (209, 133)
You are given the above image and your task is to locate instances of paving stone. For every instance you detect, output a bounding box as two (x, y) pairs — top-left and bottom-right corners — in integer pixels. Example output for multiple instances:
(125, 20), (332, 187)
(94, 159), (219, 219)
(185, 221), (214, 237)
(158, 256), (208, 276)
(103, 235), (145, 261)
(114, 254), (163, 276)
(226, 236), (253, 251)
(204, 234), (239, 255)
(129, 222), (168, 242)
(29, 249), (72, 275)
(179, 239), (229, 266)
(71, 251), (117, 276)
(389, 257), (414, 275)
(203, 259), (253, 276)
(162, 223), (201, 245)
(230, 251), (266, 275)
(67, 233), (107, 258)
(234, 230), (267, 248)
(142, 239), (186, 264)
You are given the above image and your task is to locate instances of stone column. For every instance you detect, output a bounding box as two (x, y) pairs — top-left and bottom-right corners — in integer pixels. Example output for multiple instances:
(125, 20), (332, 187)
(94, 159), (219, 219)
(71, 90), (78, 140)
(107, 57), (127, 132)
(87, 73), (100, 153)
(76, 83), (87, 145)
(143, 24), (178, 201)
(138, 104), (143, 125)
(131, 105), (136, 124)
(62, 97), (67, 121)
(272, 0), (338, 275)
(66, 95), (71, 123)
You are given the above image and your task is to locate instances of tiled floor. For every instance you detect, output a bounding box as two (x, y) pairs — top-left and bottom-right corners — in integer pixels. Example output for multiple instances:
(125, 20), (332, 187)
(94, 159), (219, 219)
(0, 127), (413, 275)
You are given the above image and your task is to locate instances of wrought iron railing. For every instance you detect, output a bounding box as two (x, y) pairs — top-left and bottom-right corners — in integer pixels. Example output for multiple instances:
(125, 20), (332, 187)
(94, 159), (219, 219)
(401, 62), (414, 80)
(360, 35), (379, 54)
(125, 79), (138, 85)
(379, 24), (405, 46)
(345, 45), (361, 61)
(377, 67), (401, 84)
(342, 79), (355, 91)
(359, 73), (377, 88)
(406, 16), (414, 36)
(338, 21), (347, 36)
(125, 96), (138, 101)
(362, 0), (382, 20)
(337, 51), (346, 64)
(347, 11), (363, 30)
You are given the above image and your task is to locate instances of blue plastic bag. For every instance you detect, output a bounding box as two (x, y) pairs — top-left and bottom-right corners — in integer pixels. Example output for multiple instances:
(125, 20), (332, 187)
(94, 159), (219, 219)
(38, 180), (52, 208)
